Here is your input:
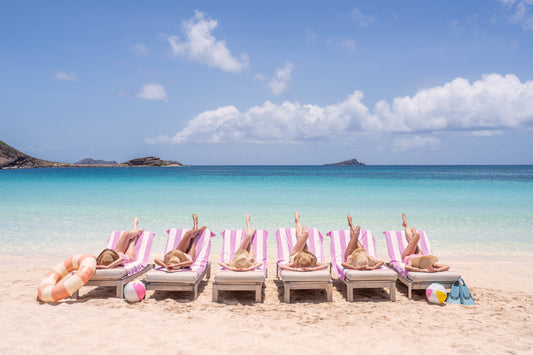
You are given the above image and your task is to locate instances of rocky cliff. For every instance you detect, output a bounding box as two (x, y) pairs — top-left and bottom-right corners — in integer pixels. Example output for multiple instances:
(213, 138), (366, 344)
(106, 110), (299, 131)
(0, 140), (72, 169)
(0, 140), (185, 169)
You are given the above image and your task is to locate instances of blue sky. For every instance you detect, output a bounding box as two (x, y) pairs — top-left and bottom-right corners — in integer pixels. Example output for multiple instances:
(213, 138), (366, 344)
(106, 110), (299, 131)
(2, 0), (533, 164)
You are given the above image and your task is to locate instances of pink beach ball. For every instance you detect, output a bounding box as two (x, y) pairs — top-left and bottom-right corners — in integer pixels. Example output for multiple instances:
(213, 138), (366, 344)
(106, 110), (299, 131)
(124, 280), (146, 303)
(426, 283), (447, 304)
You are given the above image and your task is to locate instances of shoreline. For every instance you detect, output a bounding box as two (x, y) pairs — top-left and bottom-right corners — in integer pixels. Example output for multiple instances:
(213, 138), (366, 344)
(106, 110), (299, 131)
(1, 254), (532, 353)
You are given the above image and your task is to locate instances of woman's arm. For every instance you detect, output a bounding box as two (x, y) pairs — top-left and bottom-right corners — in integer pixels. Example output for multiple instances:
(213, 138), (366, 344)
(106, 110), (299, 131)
(341, 262), (366, 270)
(96, 256), (124, 269)
(433, 263), (450, 272)
(366, 260), (384, 270)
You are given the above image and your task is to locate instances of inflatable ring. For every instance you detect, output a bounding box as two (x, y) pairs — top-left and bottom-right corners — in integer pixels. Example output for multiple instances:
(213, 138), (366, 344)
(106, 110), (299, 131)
(38, 253), (96, 302)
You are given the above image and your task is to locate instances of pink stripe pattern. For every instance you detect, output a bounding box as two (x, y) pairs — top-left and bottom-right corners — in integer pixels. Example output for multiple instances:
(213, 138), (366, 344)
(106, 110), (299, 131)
(327, 230), (383, 280)
(105, 230), (155, 276)
(383, 230), (433, 277)
(218, 229), (268, 274)
(154, 228), (215, 275)
(275, 228), (326, 267)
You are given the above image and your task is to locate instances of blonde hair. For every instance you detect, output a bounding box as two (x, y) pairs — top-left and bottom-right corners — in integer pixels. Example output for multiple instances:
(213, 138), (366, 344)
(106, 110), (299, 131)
(293, 250), (317, 268)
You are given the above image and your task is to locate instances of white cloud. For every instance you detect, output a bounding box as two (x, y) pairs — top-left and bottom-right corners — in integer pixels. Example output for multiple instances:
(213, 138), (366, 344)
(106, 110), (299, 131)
(268, 62), (295, 96)
(500, 0), (533, 30)
(132, 43), (149, 56)
(306, 28), (317, 42)
(51, 71), (78, 81)
(470, 130), (504, 136)
(136, 83), (168, 101)
(146, 74), (533, 144)
(254, 73), (266, 82)
(326, 38), (357, 52)
(392, 136), (440, 152)
(339, 39), (357, 52)
(166, 10), (249, 73)
(351, 8), (375, 27)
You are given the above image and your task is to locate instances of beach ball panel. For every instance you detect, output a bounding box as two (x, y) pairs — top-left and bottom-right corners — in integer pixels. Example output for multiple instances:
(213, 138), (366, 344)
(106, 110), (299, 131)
(426, 283), (447, 304)
(124, 280), (146, 303)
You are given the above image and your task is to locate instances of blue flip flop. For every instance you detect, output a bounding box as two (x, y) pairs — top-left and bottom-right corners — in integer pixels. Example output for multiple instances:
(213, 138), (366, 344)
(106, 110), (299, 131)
(459, 279), (475, 305)
(446, 279), (461, 304)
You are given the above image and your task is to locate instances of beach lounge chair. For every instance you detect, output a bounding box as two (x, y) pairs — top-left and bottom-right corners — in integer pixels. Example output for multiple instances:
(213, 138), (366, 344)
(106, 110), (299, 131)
(212, 229), (268, 302)
(328, 229), (397, 302)
(74, 230), (155, 298)
(144, 228), (215, 300)
(383, 230), (461, 299)
(276, 228), (333, 303)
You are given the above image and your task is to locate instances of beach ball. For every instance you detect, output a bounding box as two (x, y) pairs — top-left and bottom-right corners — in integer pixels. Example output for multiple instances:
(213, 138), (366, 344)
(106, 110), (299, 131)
(426, 283), (447, 304)
(124, 280), (146, 303)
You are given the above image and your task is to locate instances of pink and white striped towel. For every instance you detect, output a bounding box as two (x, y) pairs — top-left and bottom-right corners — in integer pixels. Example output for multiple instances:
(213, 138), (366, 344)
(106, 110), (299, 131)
(383, 230), (433, 277)
(219, 230), (268, 274)
(105, 230), (155, 276)
(327, 229), (383, 280)
(155, 228), (215, 275)
(276, 228), (326, 267)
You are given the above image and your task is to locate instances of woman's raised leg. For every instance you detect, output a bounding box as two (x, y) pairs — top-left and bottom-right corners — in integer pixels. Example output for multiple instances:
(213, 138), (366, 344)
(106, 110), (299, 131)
(344, 215), (363, 261)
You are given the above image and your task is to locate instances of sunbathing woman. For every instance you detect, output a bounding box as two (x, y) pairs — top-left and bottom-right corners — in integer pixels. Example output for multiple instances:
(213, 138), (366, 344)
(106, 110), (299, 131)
(96, 217), (144, 269)
(341, 215), (384, 270)
(154, 213), (206, 271)
(401, 213), (450, 272)
(279, 212), (328, 272)
(219, 214), (263, 272)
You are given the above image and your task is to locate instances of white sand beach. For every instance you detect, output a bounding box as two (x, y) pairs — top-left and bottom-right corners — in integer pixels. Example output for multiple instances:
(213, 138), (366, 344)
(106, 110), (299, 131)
(1, 254), (532, 354)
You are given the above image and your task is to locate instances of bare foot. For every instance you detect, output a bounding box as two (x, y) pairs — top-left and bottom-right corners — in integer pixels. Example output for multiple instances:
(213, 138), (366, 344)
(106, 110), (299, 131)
(246, 214), (252, 235)
(192, 214), (198, 229)
(295, 211), (300, 224)
(402, 213), (408, 228)
(133, 217), (139, 230)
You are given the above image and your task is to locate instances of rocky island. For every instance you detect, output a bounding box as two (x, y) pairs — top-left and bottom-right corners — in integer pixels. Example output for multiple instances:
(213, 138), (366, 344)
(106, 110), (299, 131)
(0, 140), (185, 169)
(324, 158), (366, 166)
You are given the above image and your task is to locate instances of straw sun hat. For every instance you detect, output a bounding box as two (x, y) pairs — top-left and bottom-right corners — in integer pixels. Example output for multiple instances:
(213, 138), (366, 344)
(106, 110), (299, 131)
(96, 248), (119, 266)
(164, 249), (189, 264)
(230, 249), (255, 269)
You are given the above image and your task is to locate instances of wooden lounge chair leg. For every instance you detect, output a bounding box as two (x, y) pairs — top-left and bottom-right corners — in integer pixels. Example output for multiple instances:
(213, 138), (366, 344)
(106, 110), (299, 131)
(390, 282), (397, 302)
(284, 283), (291, 303)
(255, 286), (262, 302)
(408, 285), (412, 300)
(194, 286), (198, 300)
(347, 284), (353, 302)
(212, 285), (218, 302)
(327, 284), (333, 302)
(206, 263), (211, 280)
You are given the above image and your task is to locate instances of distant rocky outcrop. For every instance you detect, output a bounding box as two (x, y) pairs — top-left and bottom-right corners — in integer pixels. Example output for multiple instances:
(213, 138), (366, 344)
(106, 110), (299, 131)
(0, 140), (185, 169)
(75, 158), (118, 165)
(324, 158), (366, 166)
(123, 157), (183, 167)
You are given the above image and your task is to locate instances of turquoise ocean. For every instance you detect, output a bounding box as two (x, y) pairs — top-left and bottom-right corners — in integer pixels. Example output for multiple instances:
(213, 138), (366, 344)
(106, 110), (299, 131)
(1, 165), (532, 259)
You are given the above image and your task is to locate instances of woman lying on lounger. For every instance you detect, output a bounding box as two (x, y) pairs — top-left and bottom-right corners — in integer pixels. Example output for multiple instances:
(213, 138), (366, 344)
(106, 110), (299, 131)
(341, 215), (384, 270)
(154, 214), (206, 271)
(401, 213), (450, 273)
(219, 214), (263, 272)
(96, 217), (144, 269)
(279, 212), (328, 272)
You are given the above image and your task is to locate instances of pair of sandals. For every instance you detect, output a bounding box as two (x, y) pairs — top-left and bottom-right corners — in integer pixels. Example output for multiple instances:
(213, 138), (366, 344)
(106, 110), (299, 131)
(446, 278), (475, 305)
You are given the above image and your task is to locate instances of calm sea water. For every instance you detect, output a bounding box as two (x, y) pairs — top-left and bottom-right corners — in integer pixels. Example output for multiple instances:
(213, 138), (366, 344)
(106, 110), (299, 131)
(1, 165), (532, 258)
